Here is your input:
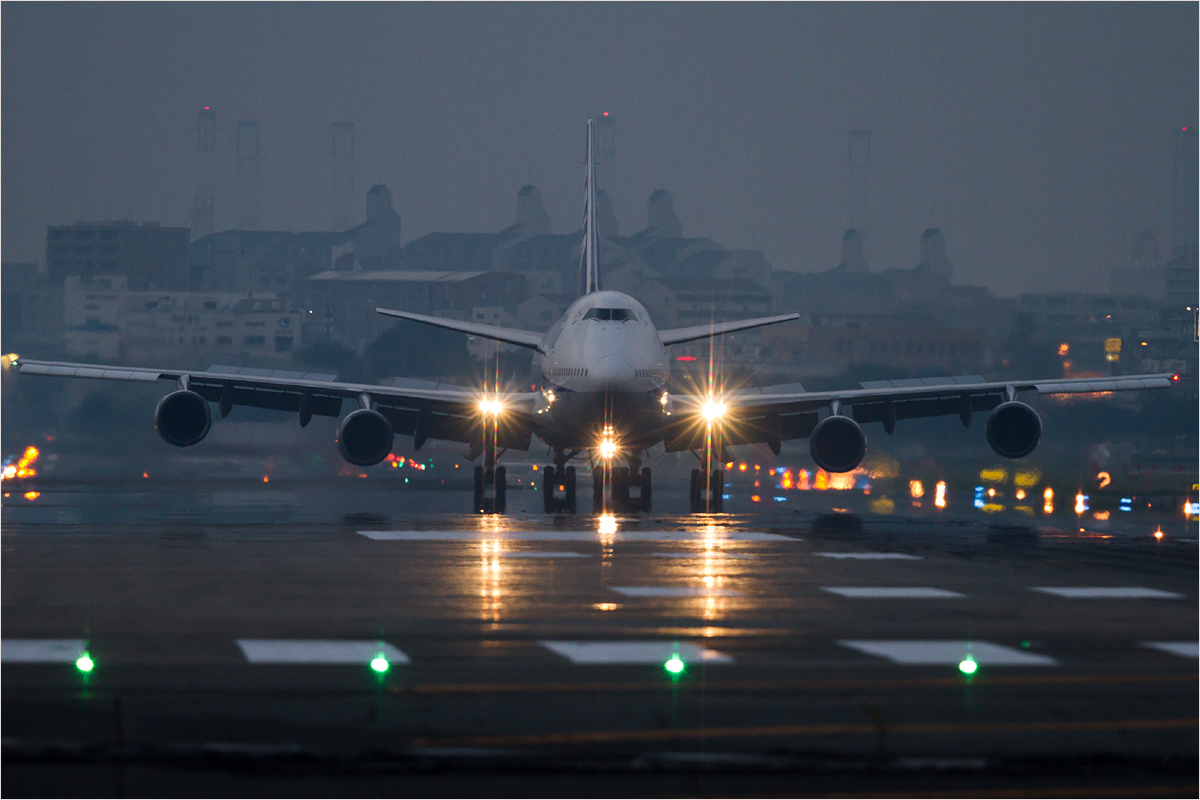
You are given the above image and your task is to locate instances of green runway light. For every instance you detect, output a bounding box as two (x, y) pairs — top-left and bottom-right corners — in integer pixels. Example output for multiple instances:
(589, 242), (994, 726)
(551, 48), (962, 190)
(664, 655), (685, 675)
(370, 654), (390, 673)
(75, 652), (94, 673)
(958, 656), (977, 675)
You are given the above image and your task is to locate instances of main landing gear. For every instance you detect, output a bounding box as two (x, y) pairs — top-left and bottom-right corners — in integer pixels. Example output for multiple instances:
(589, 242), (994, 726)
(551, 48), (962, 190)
(689, 468), (724, 513)
(543, 449), (579, 514)
(473, 417), (506, 514)
(473, 465), (507, 514)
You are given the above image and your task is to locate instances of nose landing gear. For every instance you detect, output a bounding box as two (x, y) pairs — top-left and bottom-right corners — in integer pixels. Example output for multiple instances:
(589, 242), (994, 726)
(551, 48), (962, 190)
(592, 462), (652, 514)
(474, 465), (507, 514)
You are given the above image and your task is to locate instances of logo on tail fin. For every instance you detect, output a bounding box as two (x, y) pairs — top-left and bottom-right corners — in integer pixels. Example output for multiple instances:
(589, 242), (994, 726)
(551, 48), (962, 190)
(577, 119), (602, 296)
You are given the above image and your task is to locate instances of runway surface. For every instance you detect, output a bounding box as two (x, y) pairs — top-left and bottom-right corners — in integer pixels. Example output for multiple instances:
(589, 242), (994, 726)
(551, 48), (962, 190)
(3, 478), (1197, 796)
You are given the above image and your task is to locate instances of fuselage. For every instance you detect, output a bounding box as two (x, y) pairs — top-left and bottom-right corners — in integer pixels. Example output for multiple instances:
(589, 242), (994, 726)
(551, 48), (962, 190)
(531, 290), (671, 450)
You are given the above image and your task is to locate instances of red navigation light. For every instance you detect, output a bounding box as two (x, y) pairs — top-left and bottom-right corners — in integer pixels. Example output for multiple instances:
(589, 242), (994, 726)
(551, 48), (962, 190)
(603, 111), (609, 116)
(674, 355), (697, 362)
(204, 106), (210, 110)
(1172, 373), (1180, 381)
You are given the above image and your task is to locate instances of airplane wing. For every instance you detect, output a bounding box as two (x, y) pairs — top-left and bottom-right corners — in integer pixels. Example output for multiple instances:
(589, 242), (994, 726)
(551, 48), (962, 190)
(376, 308), (545, 353)
(657, 313), (801, 346)
(15, 358), (538, 450)
(663, 372), (1179, 451)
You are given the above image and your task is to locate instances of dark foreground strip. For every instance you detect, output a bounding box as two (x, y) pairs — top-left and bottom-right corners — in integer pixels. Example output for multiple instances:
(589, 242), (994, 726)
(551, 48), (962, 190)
(389, 671), (1196, 696)
(409, 717), (1198, 748)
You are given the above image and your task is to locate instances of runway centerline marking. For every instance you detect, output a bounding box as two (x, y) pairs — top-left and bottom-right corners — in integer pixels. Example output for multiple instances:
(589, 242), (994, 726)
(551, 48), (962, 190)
(815, 552), (922, 560)
(609, 586), (744, 597)
(1, 639), (87, 663)
(540, 640), (734, 665)
(1140, 641), (1199, 659)
(821, 587), (965, 599)
(358, 530), (788, 542)
(499, 551), (589, 558)
(1030, 587), (1184, 599)
(839, 640), (1058, 666)
(236, 639), (410, 665)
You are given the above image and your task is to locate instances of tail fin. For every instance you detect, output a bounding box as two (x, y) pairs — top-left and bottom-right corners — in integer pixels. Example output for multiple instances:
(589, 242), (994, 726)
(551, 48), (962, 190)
(577, 119), (602, 296)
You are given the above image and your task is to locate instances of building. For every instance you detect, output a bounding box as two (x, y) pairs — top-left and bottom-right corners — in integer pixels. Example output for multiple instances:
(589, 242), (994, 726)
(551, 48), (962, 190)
(45, 220), (190, 291)
(189, 230), (341, 299)
(302, 269), (526, 352)
(1, 262), (64, 355)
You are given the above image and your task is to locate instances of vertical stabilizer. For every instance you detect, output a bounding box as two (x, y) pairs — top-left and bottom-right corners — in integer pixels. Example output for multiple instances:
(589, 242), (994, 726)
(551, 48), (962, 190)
(577, 120), (602, 296)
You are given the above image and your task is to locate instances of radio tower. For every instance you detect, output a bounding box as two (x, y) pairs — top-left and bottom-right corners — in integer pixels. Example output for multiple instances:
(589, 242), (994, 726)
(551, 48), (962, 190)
(235, 121), (261, 229)
(331, 122), (355, 231)
(190, 107), (216, 238)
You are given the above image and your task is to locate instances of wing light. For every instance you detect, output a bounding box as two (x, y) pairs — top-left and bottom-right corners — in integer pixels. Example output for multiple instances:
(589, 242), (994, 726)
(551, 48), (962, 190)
(702, 399), (727, 422)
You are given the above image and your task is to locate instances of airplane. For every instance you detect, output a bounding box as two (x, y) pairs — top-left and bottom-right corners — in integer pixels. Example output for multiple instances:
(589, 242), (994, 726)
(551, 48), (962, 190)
(15, 120), (1180, 514)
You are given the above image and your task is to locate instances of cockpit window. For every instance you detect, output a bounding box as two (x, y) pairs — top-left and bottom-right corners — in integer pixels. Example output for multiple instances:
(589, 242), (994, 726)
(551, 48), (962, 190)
(582, 308), (635, 322)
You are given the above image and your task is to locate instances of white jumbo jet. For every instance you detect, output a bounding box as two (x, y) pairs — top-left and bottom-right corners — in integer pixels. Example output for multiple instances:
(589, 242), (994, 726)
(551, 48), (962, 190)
(16, 120), (1179, 514)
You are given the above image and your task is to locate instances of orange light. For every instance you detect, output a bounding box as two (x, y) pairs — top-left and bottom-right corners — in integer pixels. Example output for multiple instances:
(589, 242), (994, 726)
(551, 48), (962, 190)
(814, 470), (829, 490)
(935, 481), (947, 509)
(738, 464), (747, 472)
(1154, 529), (1164, 540)
(798, 469), (810, 491)
(751, 495), (761, 503)
(1015, 488), (1026, 501)
(987, 487), (996, 498)
(725, 461), (733, 470)
(23, 491), (39, 501)
(532, 465), (538, 471)
(1096, 471), (1111, 488)
(263, 476), (269, 483)
(1093, 510), (1110, 521)
(143, 472), (149, 479)
(909, 480), (924, 499)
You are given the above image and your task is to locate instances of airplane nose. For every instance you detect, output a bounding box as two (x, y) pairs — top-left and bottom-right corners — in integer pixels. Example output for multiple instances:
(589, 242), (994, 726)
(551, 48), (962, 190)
(590, 355), (636, 385)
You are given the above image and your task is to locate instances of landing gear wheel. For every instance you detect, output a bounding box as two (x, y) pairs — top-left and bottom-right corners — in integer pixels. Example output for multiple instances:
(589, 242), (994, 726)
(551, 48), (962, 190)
(689, 469), (702, 513)
(542, 466), (556, 513)
(593, 470), (604, 513)
(640, 467), (652, 512)
(473, 465), (486, 513)
(564, 466), (577, 514)
(613, 467), (630, 508)
(494, 466), (507, 514)
(710, 469), (724, 513)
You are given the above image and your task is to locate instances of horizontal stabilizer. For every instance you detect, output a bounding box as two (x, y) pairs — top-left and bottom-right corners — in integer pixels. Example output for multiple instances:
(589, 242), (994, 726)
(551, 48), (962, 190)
(376, 308), (544, 352)
(859, 375), (986, 390)
(658, 313), (800, 346)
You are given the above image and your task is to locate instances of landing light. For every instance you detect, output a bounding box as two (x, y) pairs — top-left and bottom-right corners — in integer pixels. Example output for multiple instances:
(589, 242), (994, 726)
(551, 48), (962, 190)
(702, 400), (727, 422)
(599, 439), (617, 459)
(479, 398), (504, 416)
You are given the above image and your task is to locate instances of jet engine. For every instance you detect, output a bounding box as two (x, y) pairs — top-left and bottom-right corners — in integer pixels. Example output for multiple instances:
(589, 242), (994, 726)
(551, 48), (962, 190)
(155, 390), (212, 447)
(809, 415), (867, 473)
(336, 409), (394, 466)
(985, 401), (1042, 459)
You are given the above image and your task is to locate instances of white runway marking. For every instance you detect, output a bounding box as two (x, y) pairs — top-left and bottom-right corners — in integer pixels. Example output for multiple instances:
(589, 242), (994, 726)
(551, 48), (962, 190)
(815, 552), (922, 560)
(541, 640), (734, 665)
(652, 552), (755, 559)
(2, 639), (87, 663)
(610, 586), (743, 597)
(1030, 587), (1184, 599)
(499, 551), (589, 558)
(821, 587), (965, 598)
(358, 530), (788, 542)
(236, 639), (410, 665)
(1140, 641), (1199, 659)
(839, 639), (1057, 666)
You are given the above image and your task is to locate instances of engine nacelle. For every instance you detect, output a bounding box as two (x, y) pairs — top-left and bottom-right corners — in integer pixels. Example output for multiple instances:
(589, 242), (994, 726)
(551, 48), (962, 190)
(985, 401), (1042, 459)
(336, 409), (394, 466)
(155, 390), (212, 447)
(809, 415), (867, 473)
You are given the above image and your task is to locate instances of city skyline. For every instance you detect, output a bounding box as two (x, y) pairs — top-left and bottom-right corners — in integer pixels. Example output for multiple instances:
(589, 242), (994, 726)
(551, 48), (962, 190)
(3, 3), (1196, 296)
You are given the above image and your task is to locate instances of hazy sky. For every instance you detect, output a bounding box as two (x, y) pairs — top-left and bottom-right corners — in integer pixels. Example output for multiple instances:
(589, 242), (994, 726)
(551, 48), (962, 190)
(3, 3), (1196, 295)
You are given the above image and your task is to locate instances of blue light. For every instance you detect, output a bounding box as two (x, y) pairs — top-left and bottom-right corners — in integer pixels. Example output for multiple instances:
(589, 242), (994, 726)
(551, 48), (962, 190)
(974, 486), (985, 509)
(721, 493), (731, 500)
(774, 496), (787, 502)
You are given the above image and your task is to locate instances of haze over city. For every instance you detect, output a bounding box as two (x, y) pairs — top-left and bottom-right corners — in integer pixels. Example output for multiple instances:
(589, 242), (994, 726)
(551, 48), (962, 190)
(3, 3), (1196, 296)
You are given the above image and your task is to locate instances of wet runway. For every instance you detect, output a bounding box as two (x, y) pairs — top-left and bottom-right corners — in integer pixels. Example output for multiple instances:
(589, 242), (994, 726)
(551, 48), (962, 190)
(3, 479), (1197, 796)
